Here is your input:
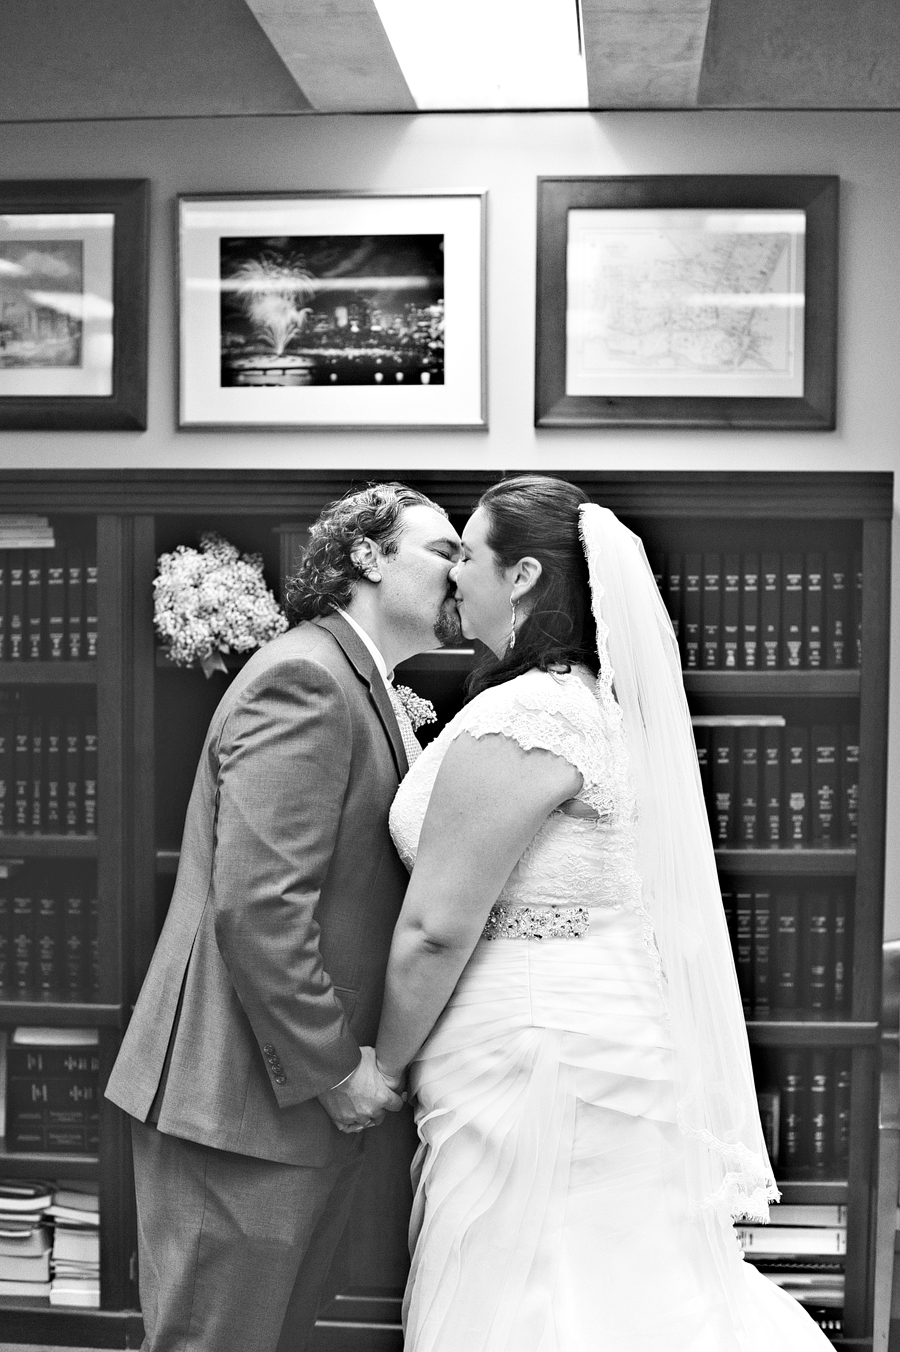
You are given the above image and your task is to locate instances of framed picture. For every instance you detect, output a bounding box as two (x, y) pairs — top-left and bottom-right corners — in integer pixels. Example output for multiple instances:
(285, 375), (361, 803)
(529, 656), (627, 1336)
(535, 176), (838, 430)
(0, 179), (149, 431)
(178, 192), (487, 430)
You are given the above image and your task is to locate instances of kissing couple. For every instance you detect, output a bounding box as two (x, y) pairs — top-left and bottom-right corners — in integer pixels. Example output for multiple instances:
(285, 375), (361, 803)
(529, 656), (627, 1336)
(108, 475), (833, 1352)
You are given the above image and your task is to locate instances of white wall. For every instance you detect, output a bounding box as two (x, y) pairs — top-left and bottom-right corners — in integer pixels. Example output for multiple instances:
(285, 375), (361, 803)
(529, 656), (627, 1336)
(1, 109), (898, 927)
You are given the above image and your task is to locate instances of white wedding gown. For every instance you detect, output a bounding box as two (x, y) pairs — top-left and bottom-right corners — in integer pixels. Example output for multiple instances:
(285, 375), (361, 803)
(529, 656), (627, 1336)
(389, 668), (834, 1352)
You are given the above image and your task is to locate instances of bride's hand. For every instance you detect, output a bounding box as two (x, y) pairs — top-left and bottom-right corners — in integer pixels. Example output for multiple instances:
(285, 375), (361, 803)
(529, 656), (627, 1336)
(376, 1056), (408, 1097)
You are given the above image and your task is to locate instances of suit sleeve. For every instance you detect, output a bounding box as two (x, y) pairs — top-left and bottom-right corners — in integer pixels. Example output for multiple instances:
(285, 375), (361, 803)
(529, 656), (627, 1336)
(211, 657), (362, 1108)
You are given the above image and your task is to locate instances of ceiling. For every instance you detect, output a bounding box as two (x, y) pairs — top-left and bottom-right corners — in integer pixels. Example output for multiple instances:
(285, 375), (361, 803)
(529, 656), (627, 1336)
(0, 0), (898, 121)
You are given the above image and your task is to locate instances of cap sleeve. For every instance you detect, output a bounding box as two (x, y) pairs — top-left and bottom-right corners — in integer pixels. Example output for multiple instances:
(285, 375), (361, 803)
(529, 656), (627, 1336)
(448, 670), (616, 818)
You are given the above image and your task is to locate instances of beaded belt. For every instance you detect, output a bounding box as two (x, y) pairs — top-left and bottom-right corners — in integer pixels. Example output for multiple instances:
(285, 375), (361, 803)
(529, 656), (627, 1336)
(482, 903), (591, 941)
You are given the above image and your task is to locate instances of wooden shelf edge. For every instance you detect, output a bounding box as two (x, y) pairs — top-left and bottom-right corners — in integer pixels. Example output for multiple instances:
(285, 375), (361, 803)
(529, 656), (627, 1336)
(774, 1179), (849, 1205)
(0, 1002), (123, 1026)
(715, 848), (857, 875)
(0, 662), (98, 685)
(684, 670), (860, 696)
(0, 1150), (98, 1179)
(747, 1021), (879, 1046)
(0, 835), (99, 859)
(0, 1302), (143, 1347)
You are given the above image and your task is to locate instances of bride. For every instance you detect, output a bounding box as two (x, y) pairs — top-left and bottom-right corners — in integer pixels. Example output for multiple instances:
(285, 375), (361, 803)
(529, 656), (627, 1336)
(374, 475), (834, 1351)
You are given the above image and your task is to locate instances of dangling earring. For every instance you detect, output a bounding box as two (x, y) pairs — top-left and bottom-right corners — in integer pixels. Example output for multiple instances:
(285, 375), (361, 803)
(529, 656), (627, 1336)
(508, 596), (518, 651)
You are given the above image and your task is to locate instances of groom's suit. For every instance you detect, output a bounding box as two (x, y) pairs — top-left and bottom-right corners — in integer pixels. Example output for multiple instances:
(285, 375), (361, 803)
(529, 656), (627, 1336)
(106, 613), (411, 1351)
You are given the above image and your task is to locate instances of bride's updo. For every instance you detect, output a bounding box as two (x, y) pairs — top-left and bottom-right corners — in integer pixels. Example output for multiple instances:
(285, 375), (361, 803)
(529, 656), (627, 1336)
(466, 474), (598, 699)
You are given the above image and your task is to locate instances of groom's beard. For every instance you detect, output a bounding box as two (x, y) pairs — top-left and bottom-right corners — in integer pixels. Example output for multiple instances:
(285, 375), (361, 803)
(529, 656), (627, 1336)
(433, 596), (463, 647)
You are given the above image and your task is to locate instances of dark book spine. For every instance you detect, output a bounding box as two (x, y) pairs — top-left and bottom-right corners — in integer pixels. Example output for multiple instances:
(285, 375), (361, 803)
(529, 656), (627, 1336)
(82, 714), (98, 836)
(64, 717), (81, 834)
(810, 725), (839, 846)
(693, 724), (711, 813)
(0, 713), (12, 833)
(721, 886), (736, 959)
(752, 887), (772, 1016)
(825, 551), (849, 669)
(63, 885), (85, 999)
(7, 552), (24, 661)
(721, 555), (740, 670)
(13, 714), (30, 835)
(735, 888), (753, 1014)
(805, 553), (824, 670)
(88, 892), (99, 997)
(34, 880), (60, 1000)
(809, 1051), (830, 1172)
(0, 882), (10, 996)
(702, 554), (721, 669)
(45, 717), (61, 833)
(10, 885), (34, 996)
(832, 890), (851, 1015)
(85, 551), (98, 660)
(757, 1089), (780, 1167)
(25, 550), (44, 661)
(29, 714), (43, 834)
(0, 554), (6, 661)
(7, 1076), (98, 1117)
(683, 554), (702, 670)
(774, 890), (801, 1011)
(741, 553), (760, 669)
(840, 724), (860, 845)
(832, 1051), (851, 1166)
(761, 726), (782, 846)
(784, 726), (810, 847)
(760, 554), (781, 670)
(805, 891), (833, 1013)
(852, 551), (863, 668)
(66, 547), (83, 661)
(711, 726), (736, 846)
(737, 725), (759, 846)
(665, 553), (682, 645)
(8, 1046), (100, 1076)
(782, 554), (804, 668)
(779, 1051), (807, 1169)
(648, 551), (664, 595)
(45, 548), (65, 661)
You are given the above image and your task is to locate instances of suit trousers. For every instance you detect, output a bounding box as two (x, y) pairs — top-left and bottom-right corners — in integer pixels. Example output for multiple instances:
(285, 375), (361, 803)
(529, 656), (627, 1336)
(131, 1119), (364, 1352)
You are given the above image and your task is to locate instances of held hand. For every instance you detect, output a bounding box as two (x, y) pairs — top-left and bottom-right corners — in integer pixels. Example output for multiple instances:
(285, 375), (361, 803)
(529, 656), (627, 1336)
(318, 1046), (404, 1133)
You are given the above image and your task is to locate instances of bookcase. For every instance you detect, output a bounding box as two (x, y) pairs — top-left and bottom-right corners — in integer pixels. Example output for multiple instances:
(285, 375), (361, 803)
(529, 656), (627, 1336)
(0, 468), (889, 1350)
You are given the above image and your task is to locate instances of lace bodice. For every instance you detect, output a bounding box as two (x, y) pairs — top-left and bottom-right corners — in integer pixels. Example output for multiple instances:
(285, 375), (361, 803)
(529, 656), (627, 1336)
(389, 668), (643, 913)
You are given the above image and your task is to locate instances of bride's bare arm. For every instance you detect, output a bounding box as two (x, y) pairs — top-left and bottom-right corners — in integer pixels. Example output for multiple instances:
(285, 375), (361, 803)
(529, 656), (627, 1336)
(375, 732), (581, 1083)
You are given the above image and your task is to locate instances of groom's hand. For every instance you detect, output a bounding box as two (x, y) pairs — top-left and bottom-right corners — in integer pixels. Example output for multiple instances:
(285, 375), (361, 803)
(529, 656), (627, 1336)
(318, 1046), (403, 1133)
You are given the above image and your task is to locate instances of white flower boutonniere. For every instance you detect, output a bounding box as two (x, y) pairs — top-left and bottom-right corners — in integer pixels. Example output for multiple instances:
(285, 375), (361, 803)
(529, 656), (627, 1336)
(392, 684), (437, 732)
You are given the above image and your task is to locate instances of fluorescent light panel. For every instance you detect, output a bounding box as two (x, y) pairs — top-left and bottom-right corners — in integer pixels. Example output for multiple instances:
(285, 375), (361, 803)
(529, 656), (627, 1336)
(373, 0), (588, 109)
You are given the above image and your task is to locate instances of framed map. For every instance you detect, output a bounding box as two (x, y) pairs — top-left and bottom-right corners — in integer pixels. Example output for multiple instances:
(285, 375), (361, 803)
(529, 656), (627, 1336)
(535, 177), (838, 430)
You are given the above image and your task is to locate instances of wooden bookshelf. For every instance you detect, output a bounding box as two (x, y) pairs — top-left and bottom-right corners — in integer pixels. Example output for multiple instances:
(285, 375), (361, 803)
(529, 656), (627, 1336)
(0, 469), (888, 1349)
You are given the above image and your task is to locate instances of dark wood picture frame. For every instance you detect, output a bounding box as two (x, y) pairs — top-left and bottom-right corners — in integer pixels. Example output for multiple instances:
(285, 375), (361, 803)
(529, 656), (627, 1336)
(0, 179), (149, 431)
(535, 176), (838, 431)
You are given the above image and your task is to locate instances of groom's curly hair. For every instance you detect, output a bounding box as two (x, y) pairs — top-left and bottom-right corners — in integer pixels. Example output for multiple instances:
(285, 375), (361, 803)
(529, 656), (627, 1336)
(284, 482), (447, 624)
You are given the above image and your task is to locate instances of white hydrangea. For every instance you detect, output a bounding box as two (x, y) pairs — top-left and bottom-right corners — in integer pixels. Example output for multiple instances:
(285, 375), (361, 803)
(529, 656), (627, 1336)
(154, 532), (288, 674)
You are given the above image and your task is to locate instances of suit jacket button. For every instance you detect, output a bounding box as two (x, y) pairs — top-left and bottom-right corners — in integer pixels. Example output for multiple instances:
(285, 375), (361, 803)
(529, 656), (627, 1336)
(263, 1044), (275, 1054)
(274, 1074), (287, 1084)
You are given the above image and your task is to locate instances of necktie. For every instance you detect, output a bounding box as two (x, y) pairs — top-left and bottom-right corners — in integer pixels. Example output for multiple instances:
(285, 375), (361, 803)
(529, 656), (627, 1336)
(387, 683), (422, 768)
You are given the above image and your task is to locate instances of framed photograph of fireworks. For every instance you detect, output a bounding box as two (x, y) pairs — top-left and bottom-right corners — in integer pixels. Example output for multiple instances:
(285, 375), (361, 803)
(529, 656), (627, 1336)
(0, 178), (149, 430)
(177, 191), (487, 429)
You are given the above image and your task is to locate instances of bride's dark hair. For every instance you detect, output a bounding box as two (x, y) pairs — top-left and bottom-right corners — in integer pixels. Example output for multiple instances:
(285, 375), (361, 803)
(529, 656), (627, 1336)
(466, 475), (599, 700)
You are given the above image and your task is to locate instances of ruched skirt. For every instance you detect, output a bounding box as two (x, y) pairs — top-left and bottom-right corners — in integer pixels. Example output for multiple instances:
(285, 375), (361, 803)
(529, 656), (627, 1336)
(404, 906), (833, 1352)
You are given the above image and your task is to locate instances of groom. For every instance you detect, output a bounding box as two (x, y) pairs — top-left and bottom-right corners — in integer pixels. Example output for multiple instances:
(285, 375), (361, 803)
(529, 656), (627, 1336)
(106, 483), (461, 1352)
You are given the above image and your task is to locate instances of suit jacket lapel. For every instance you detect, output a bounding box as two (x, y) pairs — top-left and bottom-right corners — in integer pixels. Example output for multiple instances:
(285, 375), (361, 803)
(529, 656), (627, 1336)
(315, 612), (409, 778)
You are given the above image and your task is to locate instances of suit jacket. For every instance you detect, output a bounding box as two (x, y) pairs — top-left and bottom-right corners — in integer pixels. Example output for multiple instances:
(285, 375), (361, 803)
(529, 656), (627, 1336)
(105, 613), (410, 1167)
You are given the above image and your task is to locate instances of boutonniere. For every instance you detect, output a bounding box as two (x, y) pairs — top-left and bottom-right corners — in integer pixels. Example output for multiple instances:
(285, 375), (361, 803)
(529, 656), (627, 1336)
(392, 684), (437, 732)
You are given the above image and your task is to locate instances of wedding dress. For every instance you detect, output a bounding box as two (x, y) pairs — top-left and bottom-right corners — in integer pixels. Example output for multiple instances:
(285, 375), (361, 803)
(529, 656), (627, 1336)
(389, 667), (834, 1352)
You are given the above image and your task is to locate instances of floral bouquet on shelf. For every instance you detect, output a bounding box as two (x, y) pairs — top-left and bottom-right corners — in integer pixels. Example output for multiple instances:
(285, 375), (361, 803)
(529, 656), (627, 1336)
(153, 532), (288, 677)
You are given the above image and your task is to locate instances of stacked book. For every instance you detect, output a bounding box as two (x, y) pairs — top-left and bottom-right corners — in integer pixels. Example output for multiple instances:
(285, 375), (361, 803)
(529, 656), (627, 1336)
(47, 1184), (100, 1307)
(0, 518), (55, 551)
(0, 1179), (54, 1298)
(692, 715), (859, 849)
(650, 549), (861, 671)
(4, 1028), (100, 1155)
(0, 536), (98, 663)
(0, 700), (98, 836)
(735, 1203), (846, 1311)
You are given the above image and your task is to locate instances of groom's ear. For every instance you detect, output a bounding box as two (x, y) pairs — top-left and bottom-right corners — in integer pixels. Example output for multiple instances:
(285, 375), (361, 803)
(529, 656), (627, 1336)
(350, 536), (382, 583)
(512, 556), (542, 599)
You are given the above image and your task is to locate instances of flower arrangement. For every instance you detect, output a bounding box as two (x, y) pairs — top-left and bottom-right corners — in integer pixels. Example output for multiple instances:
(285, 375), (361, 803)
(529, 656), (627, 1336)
(154, 532), (288, 677)
(392, 683), (437, 732)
